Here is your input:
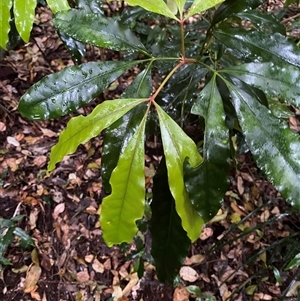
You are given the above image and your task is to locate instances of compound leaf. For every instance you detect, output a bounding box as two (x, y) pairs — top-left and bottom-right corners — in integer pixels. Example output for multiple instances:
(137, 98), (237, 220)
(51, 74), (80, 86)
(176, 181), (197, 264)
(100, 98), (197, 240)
(102, 68), (152, 193)
(13, 0), (36, 42)
(186, 76), (230, 221)
(228, 78), (300, 209)
(154, 103), (204, 241)
(19, 60), (140, 120)
(48, 98), (147, 171)
(186, 0), (224, 19)
(222, 62), (300, 108)
(0, 0), (12, 49)
(150, 157), (191, 283)
(53, 9), (149, 54)
(100, 108), (148, 246)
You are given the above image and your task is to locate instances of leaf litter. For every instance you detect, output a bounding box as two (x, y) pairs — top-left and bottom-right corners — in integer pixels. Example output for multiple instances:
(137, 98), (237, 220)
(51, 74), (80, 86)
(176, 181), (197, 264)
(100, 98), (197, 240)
(1, 3), (300, 301)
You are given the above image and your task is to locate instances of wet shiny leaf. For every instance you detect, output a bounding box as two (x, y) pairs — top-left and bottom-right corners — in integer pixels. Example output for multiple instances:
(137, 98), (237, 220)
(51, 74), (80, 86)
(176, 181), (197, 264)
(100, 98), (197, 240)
(150, 157), (191, 283)
(102, 68), (152, 193)
(187, 76), (230, 221)
(214, 28), (300, 67)
(228, 78), (300, 209)
(222, 62), (300, 108)
(48, 98), (147, 171)
(14, 0), (36, 42)
(211, 0), (264, 26)
(53, 9), (149, 54)
(0, 0), (12, 49)
(100, 109), (148, 246)
(154, 103), (204, 241)
(19, 61), (140, 120)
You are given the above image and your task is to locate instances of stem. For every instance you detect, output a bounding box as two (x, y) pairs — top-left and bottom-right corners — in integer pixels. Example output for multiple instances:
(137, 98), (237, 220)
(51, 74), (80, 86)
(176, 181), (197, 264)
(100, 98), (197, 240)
(150, 61), (184, 101)
(180, 18), (185, 58)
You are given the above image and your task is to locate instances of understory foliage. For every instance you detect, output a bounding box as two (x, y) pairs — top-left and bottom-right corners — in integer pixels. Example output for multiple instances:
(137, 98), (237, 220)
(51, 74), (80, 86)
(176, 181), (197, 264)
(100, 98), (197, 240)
(8, 0), (300, 282)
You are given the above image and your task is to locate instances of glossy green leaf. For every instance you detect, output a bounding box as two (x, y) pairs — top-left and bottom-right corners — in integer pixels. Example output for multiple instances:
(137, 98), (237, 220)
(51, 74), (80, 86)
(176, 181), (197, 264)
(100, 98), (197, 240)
(228, 78), (300, 209)
(102, 68), (152, 193)
(211, 0), (264, 26)
(221, 62), (300, 108)
(48, 98), (147, 171)
(237, 11), (285, 34)
(150, 157), (191, 283)
(14, 227), (34, 248)
(154, 103), (204, 241)
(0, 0), (12, 49)
(100, 108), (148, 246)
(58, 30), (86, 64)
(47, 0), (70, 13)
(214, 28), (300, 67)
(285, 253), (300, 270)
(186, 0), (224, 19)
(76, 0), (104, 14)
(53, 10), (149, 55)
(186, 77), (230, 221)
(110, 0), (178, 20)
(19, 60), (140, 120)
(13, 0), (36, 42)
(267, 97), (292, 120)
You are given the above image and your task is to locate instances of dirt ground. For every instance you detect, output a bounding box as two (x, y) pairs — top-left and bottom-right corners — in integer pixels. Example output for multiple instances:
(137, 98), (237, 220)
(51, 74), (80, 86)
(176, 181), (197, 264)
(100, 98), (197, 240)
(1, 3), (300, 301)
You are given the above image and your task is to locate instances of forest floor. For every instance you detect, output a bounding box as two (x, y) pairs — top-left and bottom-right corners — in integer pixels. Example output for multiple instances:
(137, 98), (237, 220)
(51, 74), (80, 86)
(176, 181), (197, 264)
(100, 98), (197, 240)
(1, 2), (300, 301)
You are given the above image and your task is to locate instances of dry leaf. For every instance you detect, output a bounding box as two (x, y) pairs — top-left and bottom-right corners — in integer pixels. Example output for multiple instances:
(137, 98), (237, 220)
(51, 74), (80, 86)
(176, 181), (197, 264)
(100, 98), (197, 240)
(200, 227), (213, 240)
(76, 270), (90, 282)
(40, 128), (57, 137)
(33, 155), (47, 167)
(7, 136), (20, 147)
(0, 122), (6, 132)
(237, 176), (244, 195)
(24, 265), (42, 293)
(122, 273), (139, 297)
(92, 258), (104, 273)
(185, 254), (205, 265)
(52, 203), (65, 219)
(179, 266), (199, 282)
(173, 287), (189, 301)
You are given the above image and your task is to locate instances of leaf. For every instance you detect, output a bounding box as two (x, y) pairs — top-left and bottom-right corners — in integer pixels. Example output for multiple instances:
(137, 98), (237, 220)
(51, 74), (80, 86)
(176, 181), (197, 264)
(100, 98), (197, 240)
(154, 103), (204, 241)
(150, 157), (191, 283)
(13, 0), (36, 43)
(167, 0), (178, 15)
(47, 0), (70, 13)
(185, 0), (225, 19)
(285, 253), (300, 270)
(236, 11), (285, 34)
(110, 0), (178, 20)
(0, 0), (12, 50)
(100, 107), (148, 246)
(18, 60), (140, 120)
(13, 227), (34, 248)
(53, 10), (149, 54)
(211, 0), (264, 26)
(186, 77), (230, 221)
(214, 28), (300, 67)
(228, 77), (300, 209)
(221, 62), (300, 108)
(102, 68), (152, 193)
(48, 98), (147, 171)
(76, 0), (104, 14)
